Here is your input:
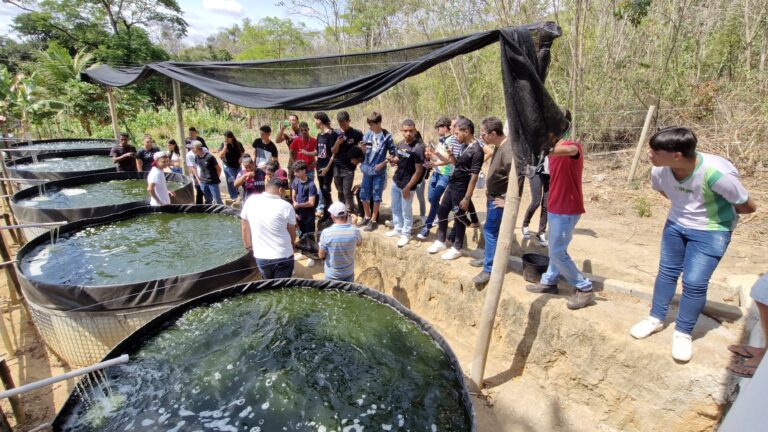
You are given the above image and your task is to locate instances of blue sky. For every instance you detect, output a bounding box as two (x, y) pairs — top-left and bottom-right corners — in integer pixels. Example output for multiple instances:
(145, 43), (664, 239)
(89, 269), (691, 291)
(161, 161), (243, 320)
(0, 0), (316, 44)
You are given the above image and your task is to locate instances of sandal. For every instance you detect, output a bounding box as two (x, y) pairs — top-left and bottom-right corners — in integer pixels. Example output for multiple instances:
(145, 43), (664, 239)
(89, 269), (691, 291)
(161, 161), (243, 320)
(727, 363), (758, 379)
(727, 345), (766, 359)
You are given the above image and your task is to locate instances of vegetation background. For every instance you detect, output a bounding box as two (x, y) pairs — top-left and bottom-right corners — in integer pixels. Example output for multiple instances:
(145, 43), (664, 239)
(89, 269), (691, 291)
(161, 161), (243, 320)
(1, 0), (767, 175)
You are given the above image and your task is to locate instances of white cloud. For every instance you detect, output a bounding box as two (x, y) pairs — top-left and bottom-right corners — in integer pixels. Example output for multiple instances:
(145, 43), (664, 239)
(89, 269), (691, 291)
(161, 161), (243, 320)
(202, 0), (243, 16)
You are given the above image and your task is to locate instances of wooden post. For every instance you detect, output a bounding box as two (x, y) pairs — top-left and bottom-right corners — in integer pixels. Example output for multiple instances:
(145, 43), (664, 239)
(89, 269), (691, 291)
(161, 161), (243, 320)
(0, 313), (13, 357)
(0, 406), (11, 432)
(469, 139), (525, 391)
(627, 105), (657, 183)
(0, 358), (25, 424)
(0, 235), (21, 306)
(172, 80), (188, 175)
(105, 87), (120, 142)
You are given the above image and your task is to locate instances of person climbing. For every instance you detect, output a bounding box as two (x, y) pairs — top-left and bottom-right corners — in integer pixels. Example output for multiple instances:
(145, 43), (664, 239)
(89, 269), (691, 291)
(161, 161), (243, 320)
(630, 126), (756, 362)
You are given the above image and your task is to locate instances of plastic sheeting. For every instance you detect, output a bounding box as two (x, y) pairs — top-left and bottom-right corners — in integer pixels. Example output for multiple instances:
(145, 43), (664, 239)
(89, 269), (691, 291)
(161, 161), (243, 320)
(15, 205), (257, 311)
(10, 171), (194, 224)
(83, 22), (567, 168)
(5, 149), (115, 181)
(52, 278), (476, 432)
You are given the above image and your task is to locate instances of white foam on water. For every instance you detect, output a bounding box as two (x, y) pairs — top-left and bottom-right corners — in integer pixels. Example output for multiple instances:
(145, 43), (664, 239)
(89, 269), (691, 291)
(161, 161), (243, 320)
(381, 425), (392, 431)
(202, 418), (238, 431)
(140, 419), (154, 427)
(227, 364), (234, 370)
(26, 248), (50, 276)
(249, 428), (261, 432)
(261, 402), (270, 410)
(397, 414), (404, 427)
(318, 425), (327, 432)
(60, 188), (87, 196)
(167, 420), (186, 432)
(431, 424), (437, 431)
(238, 406), (252, 418)
(178, 408), (195, 416)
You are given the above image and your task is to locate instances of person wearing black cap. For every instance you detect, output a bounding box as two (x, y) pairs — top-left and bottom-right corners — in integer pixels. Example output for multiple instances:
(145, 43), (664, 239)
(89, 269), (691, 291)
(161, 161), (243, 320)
(241, 177), (296, 279)
(110, 132), (137, 172)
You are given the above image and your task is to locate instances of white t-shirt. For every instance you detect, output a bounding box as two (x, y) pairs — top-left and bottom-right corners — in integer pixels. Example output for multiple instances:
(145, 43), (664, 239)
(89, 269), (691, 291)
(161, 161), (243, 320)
(651, 152), (749, 231)
(240, 192), (296, 259)
(147, 167), (170, 206)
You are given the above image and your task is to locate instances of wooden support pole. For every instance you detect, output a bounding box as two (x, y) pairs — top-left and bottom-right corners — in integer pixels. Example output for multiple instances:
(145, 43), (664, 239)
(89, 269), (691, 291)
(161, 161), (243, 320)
(105, 87), (120, 142)
(469, 138), (525, 391)
(172, 80), (188, 175)
(0, 406), (11, 432)
(0, 358), (25, 424)
(627, 105), (657, 183)
(0, 314), (13, 357)
(0, 234), (21, 306)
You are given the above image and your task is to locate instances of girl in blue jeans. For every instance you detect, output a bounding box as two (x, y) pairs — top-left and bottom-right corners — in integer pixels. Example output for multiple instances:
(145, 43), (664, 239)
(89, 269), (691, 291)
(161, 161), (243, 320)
(630, 127), (756, 362)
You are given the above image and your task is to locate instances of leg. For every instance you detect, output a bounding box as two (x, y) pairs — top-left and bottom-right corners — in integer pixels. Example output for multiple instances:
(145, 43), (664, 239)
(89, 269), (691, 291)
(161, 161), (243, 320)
(649, 221), (687, 322)
(273, 257), (295, 279)
(342, 175), (356, 215)
(539, 174), (550, 235)
(468, 200), (479, 225)
(317, 175), (327, 213)
(360, 174), (373, 219)
(482, 199), (503, 273)
(390, 183), (404, 232)
(201, 183), (214, 204)
(224, 166), (240, 200)
(401, 189), (414, 236)
(415, 180), (426, 218)
(256, 258), (275, 279)
(436, 188), (454, 243)
(546, 214), (591, 290)
(674, 229), (731, 334)
(211, 184), (223, 205)
(522, 173), (542, 228)
(453, 207), (468, 249)
(194, 183), (204, 205)
(372, 174), (386, 221)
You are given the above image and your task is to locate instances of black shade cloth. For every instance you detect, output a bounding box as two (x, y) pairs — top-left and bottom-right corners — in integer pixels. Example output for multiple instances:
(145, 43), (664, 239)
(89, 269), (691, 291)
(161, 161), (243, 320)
(15, 205), (258, 311)
(1, 138), (116, 158)
(5, 149), (115, 181)
(52, 278), (476, 432)
(10, 171), (194, 224)
(83, 21), (567, 181)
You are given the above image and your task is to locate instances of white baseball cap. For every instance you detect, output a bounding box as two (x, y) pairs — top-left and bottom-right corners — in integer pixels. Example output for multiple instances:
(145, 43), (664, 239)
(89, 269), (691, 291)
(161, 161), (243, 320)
(328, 202), (348, 217)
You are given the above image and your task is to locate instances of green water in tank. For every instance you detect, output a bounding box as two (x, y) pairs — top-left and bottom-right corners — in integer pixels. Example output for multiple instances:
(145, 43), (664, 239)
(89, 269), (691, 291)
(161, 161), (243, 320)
(12, 155), (113, 172)
(16, 180), (184, 209)
(60, 288), (472, 432)
(19, 213), (243, 286)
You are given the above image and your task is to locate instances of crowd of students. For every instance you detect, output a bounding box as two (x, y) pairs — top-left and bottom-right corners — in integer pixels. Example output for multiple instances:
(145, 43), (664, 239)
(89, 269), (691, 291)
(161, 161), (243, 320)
(109, 110), (757, 365)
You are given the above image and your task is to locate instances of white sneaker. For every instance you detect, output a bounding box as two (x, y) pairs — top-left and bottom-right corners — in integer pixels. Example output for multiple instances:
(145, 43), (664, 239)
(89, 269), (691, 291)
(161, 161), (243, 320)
(384, 219), (393, 228)
(522, 226), (531, 239)
(385, 229), (400, 237)
(293, 253), (306, 261)
(307, 258), (316, 268)
(441, 247), (462, 260)
(427, 240), (447, 254)
(672, 330), (692, 362)
(536, 233), (548, 247)
(416, 233), (427, 240)
(397, 235), (411, 247)
(630, 317), (663, 339)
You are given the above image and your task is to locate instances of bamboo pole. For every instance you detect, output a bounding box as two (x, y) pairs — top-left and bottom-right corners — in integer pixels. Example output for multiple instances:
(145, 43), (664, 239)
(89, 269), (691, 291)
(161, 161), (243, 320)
(469, 139), (525, 391)
(627, 105), (657, 183)
(106, 87), (120, 142)
(172, 80), (188, 176)
(0, 359), (24, 423)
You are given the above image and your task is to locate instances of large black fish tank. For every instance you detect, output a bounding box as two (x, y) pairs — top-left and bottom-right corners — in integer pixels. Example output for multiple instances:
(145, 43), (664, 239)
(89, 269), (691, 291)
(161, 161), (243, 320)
(51, 279), (476, 431)
(15, 205), (258, 367)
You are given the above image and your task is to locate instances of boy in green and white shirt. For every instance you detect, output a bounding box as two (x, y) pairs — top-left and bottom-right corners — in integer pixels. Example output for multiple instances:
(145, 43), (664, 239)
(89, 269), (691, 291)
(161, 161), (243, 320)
(630, 127), (756, 362)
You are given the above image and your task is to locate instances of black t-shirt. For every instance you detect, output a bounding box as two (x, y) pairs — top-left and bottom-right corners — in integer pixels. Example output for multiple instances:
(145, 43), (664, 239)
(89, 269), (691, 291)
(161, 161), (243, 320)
(136, 146), (160, 172)
(218, 141), (245, 168)
(195, 152), (220, 184)
(109, 144), (137, 172)
(449, 140), (484, 190)
(392, 140), (425, 191)
(185, 136), (207, 148)
(252, 138), (278, 164)
(316, 130), (338, 171)
(334, 127), (364, 176)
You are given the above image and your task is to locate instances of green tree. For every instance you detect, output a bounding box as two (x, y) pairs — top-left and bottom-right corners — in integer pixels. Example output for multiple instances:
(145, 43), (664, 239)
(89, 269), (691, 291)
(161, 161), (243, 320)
(236, 17), (312, 60)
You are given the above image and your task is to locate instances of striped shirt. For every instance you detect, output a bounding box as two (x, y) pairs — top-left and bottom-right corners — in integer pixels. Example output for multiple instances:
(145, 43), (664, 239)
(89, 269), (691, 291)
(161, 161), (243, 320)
(319, 223), (361, 281)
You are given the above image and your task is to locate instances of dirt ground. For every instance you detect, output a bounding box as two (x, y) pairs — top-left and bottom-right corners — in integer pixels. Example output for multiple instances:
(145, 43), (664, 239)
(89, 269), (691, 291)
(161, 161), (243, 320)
(0, 149), (764, 430)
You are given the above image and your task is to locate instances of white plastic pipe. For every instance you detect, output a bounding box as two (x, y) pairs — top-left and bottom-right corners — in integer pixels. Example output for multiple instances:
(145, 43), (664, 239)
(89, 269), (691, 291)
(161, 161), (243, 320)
(0, 354), (129, 400)
(0, 221), (68, 230)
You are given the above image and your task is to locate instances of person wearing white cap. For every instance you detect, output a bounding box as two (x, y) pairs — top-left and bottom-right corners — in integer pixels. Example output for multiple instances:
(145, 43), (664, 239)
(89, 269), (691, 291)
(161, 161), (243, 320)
(147, 152), (175, 206)
(318, 202), (362, 282)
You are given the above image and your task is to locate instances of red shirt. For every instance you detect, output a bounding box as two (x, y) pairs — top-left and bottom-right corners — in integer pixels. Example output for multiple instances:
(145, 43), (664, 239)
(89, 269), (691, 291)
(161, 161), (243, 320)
(547, 141), (585, 215)
(289, 136), (317, 171)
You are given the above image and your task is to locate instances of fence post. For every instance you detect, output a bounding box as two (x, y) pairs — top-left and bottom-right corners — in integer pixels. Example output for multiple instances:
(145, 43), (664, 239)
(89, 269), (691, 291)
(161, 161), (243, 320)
(106, 87), (120, 142)
(627, 105), (657, 183)
(0, 358), (24, 424)
(172, 80), (188, 176)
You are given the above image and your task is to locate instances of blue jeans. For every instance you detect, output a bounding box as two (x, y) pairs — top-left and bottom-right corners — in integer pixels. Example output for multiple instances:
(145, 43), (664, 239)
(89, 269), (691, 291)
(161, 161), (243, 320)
(200, 183), (223, 205)
(360, 172), (386, 202)
(424, 172), (450, 230)
(650, 220), (731, 334)
(390, 182), (414, 236)
(482, 198), (504, 273)
(540, 213), (592, 291)
(223, 166), (240, 200)
(256, 257), (294, 279)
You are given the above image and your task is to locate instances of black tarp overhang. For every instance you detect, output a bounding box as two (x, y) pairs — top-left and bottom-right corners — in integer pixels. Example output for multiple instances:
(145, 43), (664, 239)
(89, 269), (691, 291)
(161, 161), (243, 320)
(83, 22), (568, 169)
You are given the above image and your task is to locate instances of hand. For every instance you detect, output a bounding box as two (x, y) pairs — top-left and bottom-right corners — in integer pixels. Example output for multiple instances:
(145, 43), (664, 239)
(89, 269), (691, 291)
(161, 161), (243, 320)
(389, 156), (399, 166)
(319, 167), (330, 177)
(169, 191), (176, 198)
(402, 188), (410, 200)
(493, 197), (506, 208)
(459, 198), (469, 211)
(424, 160), (434, 169)
(374, 161), (387, 172)
(293, 203), (299, 210)
(300, 149), (310, 155)
(245, 171), (255, 179)
(335, 137), (345, 146)
(351, 184), (360, 194)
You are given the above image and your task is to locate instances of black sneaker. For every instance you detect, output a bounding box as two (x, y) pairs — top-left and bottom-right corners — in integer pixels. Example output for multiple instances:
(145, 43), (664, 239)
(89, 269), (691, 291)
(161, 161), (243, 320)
(473, 271), (491, 286)
(525, 283), (558, 294)
(357, 217), (371, 227)
(567, 289), (595, 310)
(468, 258), (484, 268)
(362, 221), (377, 232)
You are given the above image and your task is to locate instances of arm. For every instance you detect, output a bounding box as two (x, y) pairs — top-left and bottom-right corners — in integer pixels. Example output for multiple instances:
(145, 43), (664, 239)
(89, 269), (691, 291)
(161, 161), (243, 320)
(318, 248), (327, 259)
(147, 182), (161, 203)
(135, 158), (143, 172)
(402, 164), (424, 199)
(460, 173), (479, 211)
(287, 223), (297, 246)
(735, 197), (757, 214)
(215, 161), (222, 178)
(241, 219), (252, 250)
(482, 144), (494, 162)
(549, 141), (579, 157)
(234, 172), (249, 188)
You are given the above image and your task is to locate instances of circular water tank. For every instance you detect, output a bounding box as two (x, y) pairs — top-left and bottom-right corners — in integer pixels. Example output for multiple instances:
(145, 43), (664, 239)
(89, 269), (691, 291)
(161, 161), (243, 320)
(2, 138), (115, 158)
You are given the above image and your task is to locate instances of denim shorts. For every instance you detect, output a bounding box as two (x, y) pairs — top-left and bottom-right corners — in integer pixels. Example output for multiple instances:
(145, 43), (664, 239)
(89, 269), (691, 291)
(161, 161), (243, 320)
(360, 173), (386, 202)
(751, 273), (768, 305)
